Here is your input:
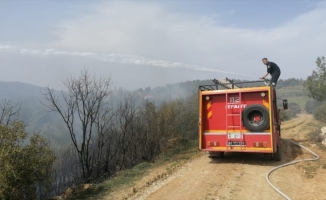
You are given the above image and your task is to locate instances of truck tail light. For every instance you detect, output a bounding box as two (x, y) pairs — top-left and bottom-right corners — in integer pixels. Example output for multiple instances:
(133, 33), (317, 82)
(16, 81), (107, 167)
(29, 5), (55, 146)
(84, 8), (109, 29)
(207, 141), (219, 147)
(253, 142), (267, 148)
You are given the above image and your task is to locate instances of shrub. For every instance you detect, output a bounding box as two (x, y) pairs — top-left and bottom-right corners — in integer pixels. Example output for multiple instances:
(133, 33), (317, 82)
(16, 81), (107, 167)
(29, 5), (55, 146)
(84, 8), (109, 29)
(289, 102), (301, 116)
(305, 99), (322, 114)
(0, 121), (55, 200)
(314, 102), (326, 123)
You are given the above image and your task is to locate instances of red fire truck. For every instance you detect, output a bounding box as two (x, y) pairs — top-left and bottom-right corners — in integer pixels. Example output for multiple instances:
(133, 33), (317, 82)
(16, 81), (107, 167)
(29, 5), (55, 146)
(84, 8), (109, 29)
(198, 78), (288, 160)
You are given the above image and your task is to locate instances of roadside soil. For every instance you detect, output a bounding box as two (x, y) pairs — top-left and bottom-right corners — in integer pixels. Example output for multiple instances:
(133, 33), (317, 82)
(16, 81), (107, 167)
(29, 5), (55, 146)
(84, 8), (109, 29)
(103, 114), (326, 200)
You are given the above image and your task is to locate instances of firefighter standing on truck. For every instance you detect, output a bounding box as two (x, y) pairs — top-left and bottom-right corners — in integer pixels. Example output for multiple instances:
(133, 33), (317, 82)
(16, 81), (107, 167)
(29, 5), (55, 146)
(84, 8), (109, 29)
(260, 58), (281, 87)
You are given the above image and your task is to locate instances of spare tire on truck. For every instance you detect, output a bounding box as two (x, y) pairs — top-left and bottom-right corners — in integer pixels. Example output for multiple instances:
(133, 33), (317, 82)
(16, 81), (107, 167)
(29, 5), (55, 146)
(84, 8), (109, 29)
(242, 104), (270, 132)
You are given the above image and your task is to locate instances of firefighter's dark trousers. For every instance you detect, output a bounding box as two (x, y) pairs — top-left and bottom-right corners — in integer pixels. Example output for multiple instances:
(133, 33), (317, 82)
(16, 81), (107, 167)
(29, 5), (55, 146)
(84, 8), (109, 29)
(271, 70), (281, 86)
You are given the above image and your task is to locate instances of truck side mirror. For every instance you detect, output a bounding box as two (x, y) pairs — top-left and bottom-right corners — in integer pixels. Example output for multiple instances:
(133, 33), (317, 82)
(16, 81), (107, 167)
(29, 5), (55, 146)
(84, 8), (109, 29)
(283, 99), (288, 110)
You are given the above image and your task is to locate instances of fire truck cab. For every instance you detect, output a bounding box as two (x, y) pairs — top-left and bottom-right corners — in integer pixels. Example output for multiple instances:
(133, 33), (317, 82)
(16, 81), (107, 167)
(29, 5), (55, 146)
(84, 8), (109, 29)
(198, 78), (288, 160)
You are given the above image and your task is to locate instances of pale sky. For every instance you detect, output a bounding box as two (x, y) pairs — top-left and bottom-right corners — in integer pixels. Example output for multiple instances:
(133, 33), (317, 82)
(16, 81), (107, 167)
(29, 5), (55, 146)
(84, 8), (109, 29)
(1, 0), (326, 90)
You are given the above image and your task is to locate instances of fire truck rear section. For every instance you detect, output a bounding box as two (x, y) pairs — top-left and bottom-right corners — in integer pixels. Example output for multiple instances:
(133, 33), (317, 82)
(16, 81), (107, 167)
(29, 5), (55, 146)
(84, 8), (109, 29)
(198, 79), (288, 160)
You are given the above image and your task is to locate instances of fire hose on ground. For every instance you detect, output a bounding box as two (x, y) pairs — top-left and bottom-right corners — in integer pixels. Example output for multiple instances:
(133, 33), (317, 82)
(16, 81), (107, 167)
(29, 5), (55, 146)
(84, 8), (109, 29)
(266, 138), (319, 200)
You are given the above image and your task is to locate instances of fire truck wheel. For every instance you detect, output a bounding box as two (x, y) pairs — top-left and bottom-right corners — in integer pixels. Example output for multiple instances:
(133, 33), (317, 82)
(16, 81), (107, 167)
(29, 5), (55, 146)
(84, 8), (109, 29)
(207, 152), (224, 158)
(262, 153), (272, 160)
(242, 104), (270, 132)
(272, 145), (281, 161)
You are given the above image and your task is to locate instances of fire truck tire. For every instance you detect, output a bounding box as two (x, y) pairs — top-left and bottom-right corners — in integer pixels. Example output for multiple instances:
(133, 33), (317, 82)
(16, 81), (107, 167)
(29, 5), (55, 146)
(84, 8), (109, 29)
(207, 152), (224, 158)
(263, 153), (272, 160)
(272, 145), (281, 161)
(242, 104), (270, 132)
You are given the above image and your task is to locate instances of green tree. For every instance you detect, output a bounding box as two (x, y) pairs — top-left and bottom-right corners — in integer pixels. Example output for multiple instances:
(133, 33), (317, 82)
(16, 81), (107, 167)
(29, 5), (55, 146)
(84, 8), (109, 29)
(303, 56), (326, 101)
(0, 122), (55, 200)
(313, 102), (326, 122)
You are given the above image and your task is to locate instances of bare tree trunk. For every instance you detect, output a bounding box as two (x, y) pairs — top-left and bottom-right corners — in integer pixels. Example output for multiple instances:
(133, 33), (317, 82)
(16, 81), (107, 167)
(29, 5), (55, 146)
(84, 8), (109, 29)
(42, 69), (113, 183)
(0, 99), (21, 125)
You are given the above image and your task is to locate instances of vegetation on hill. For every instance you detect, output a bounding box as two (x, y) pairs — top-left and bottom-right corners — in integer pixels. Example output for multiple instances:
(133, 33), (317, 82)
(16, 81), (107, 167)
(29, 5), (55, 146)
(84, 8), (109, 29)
(41, 70), (199, 197)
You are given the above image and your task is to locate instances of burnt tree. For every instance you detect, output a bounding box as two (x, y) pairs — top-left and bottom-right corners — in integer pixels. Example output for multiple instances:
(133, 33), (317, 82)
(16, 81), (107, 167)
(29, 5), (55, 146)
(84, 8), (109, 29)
(42, 69), (113, 183)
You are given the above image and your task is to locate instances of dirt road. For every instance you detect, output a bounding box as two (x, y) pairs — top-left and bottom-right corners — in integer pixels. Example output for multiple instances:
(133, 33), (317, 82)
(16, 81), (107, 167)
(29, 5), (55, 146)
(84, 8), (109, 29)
(106, 114), (326, 200)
